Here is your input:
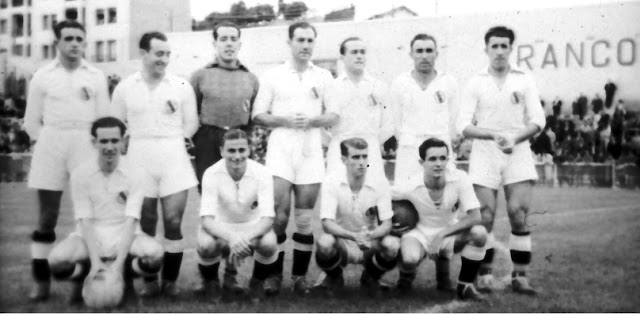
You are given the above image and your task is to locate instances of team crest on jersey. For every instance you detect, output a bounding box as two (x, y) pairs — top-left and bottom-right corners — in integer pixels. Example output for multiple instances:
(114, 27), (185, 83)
(452, 201), (459, 212)
(369, 94), (379, 106)
(117, 191), (128, 204)
(365, 206), (378, 219)
(166, 100), (177, 114)
(310, 86), (320, 99)
(510, 91), (524, 104)
(434, 91), (446, 104)
(251, 201), (259, 210)
(81, 86), (92, 101)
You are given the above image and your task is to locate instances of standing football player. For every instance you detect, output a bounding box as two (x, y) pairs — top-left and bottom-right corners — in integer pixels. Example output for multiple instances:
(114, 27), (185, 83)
(457, 26), (545, 295)
(390, 33), (459, 185)
(315, 137), (398, 296)
(111, 31), (199, 296)
(24, 20), (110, 300)
(393, 138), (488, 300)
(252, 22), (337, 295)
(195, 129), (278, 302)
(47, 117), (163, 304)
(325, 37), (393, 186)
(190, 21), (259, 293)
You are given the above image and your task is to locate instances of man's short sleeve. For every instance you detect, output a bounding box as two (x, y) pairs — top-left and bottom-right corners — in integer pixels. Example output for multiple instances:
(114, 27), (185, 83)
(319, 179), (339, 220)
(200, 169), (220, 217)
(256, 165), (275, 218)
(457, 172), (481, 212)
(523, 74), (546, 131)
(456, 77), (479, 135)
(124, 167), (153, 220)
(375, 184), (394, 221)
(252, 72), (275, 119)
(70, 169), (93, 221)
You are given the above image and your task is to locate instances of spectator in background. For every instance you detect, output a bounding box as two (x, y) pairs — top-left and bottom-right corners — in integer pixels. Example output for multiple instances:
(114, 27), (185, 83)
(604, 81), (617, 110)
(552, 97), (562, 117)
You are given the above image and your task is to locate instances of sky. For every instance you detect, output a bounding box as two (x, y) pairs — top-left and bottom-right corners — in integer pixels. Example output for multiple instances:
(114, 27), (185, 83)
(190, 0), (637, 21)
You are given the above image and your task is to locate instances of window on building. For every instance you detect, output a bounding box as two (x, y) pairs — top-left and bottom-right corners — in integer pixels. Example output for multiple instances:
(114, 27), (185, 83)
(26, 13), (31, 36)
(12, 44), (23, 56)
(82, 7), (86, 25)
(26, 44), (30, 57)
(51, 14), (57, 29)
(27, 0), (30, 6)
(11, 0), (23, 7)
(95, 41), (104, 62)
(12, 14), (24, 37)
(96, 9), (104, 25)
(107, 40), (116, 61)
(43, 45), (49, 59)
(0, 0), (8, 9)
(52, 44), (57, 58)
(108, 8), (116, 23)
(65, 8), (78, 20)
(43, 15), (48, 30)
(0, 20), (7, 34)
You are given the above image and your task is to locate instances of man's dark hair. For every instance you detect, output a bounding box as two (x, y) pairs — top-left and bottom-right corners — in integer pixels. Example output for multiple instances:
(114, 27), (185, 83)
(418, 138), (449, 160)
(484, 26), (515, 45)
(339, 37), (362, 55)
(213, 22), (241, 40)
(139, 31), (168, 51)
(410, 33), (437, 50)
(221, 128), (250, 148)
(53, 20), (86, 39)
(288, 22), (317, 40)
(91, 117), (127, 137)
(340, 137), (368, 157)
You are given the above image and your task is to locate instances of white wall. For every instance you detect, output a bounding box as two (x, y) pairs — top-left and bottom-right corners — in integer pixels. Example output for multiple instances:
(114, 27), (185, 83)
(167, 2), (640, 110)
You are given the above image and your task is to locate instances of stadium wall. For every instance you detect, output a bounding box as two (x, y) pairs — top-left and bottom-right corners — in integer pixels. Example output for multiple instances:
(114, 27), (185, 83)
(166, 2), (640, 111)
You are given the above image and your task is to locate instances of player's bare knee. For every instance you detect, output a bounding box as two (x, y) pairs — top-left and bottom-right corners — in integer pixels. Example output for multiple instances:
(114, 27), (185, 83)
(469, 225), (488, 247)
(273, 210), (290, 232)
(400, 246), (421, 268)
(507, 205), (528, 231)
(143, 240), (164, 264)
(163, 217), (184, 240)
(256, 231), (278, 257)
(380, 235), (400, 258)
(316, 233), (337, 256)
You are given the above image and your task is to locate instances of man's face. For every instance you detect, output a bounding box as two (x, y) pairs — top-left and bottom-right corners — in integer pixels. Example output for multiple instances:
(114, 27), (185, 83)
(93, 127), (123, 164)
(221, 138), (250, 171)
(214, 26), (241, 63)
(342, 40), (367, 73)
(56, 27), (86, 61)
(421, 146), (448, 178)
(289, 27), (316, 62)
(485, 36), (512, 71)
(142, 38), (171, 77)
(342, 146), (368, 178)
(410, 39), (438, 74)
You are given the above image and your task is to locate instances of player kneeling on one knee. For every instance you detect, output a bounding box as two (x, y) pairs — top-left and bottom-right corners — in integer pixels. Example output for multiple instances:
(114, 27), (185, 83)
(315, 138), (399, 295)
(393, 138), (488, 301)
(196, 129), (278, 301)
(48, 117), (163, 307)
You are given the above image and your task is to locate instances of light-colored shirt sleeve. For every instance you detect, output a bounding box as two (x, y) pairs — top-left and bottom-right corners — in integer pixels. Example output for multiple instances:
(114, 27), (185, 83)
(95, 72), (111, 118)
(389, 79), (404, 136)
(456, 78), (479, 135)
(124, 168), (151, 220)
(200, 170), (220, 218)
(24, 72), (45, 140)
(180, 79), (199, 138)
(523, 75), (546, 130)
(324, 79), (340, 116)
(375, 184), (394, 221)
(458, 173), (481, 212)
(252, 72), (275, 119)
(70, 170), (93, 221)
(446, 77), (460, 139)
(110, 82), (127, 123)
(256, 168), (276, 218)
(319, 180), (339, 220)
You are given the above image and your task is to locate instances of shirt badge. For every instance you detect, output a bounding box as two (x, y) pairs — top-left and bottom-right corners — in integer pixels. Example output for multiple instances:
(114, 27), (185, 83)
(242, 99), (251, 113)
(434, 91), (446, 104)
(310, 86), (319, 99)
(81, 87), (92, 101)
(510, 91), (524, 105)
(369, 94), (379, 107)
(250, 201), (259, 210)
(166, 100), (177, 114)
(365, 206), (378, 219)
(117, 191), (128, 204)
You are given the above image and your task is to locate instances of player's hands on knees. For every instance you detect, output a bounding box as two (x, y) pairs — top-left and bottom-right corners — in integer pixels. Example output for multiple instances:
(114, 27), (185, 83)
(426, 234), (444, 260)
(229, 234), (252, 260)
(354, 231), (372, 250)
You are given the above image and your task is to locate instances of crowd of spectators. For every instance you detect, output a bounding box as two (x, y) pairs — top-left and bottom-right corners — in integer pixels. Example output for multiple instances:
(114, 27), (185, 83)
(1, 72), (31, 154)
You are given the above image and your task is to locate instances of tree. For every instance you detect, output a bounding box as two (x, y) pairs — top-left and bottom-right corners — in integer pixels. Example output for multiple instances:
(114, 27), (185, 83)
(283, 1), (308, 20)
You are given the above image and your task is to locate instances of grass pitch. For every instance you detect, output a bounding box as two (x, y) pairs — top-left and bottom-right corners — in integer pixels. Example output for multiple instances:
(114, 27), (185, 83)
(1, 184), (639, 312)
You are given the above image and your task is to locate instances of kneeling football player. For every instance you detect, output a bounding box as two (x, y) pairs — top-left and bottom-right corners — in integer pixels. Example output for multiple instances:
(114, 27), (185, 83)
(392, 138), (488, 301)
(315, 137), (399, 296)
(195, 129), (278, 302)
(48, 117), (163, 304)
